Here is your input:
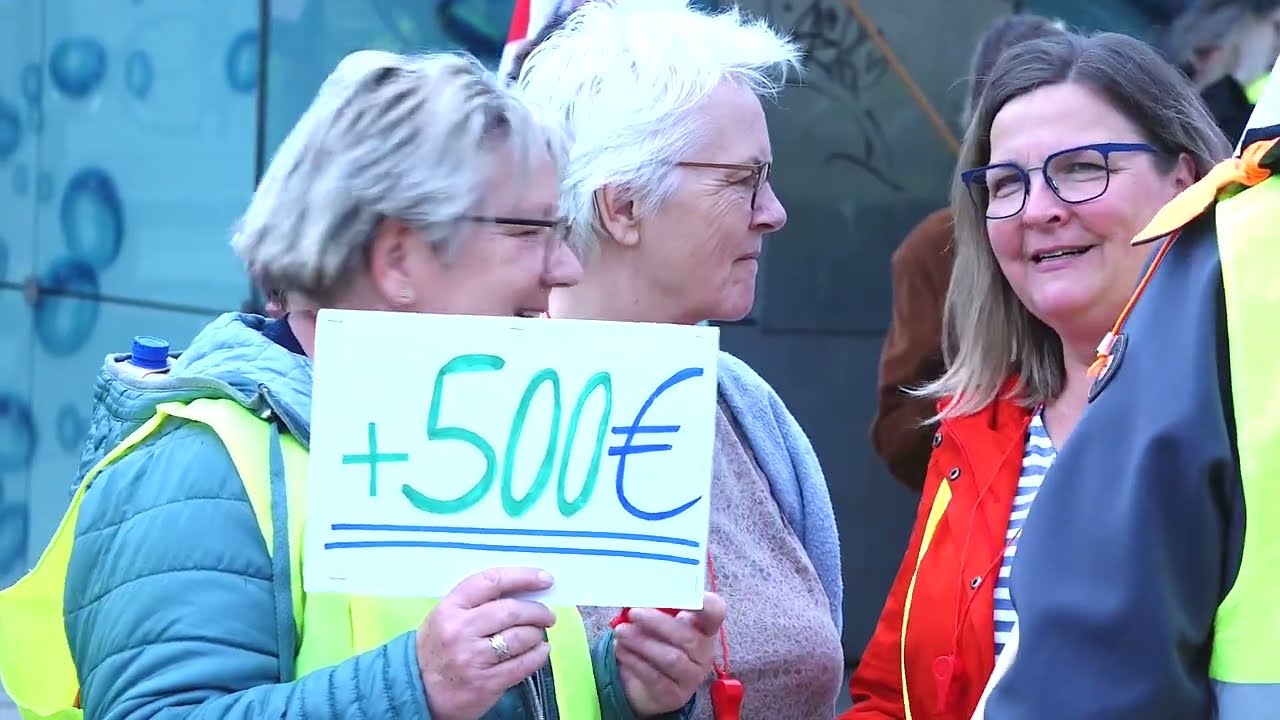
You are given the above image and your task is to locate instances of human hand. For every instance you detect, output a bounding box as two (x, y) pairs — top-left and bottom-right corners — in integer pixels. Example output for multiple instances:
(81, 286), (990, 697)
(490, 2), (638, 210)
(614, 592), (728, 717)
(416, 567), (556, 720)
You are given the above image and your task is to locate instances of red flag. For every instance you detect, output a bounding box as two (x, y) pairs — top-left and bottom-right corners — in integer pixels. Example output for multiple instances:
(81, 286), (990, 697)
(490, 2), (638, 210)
(507, 0), (532, 44)
(498, 0), (576, 81)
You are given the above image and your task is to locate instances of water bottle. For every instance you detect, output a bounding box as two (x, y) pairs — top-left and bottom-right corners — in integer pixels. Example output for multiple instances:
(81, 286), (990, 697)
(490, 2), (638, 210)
(116, 335), (172, 380)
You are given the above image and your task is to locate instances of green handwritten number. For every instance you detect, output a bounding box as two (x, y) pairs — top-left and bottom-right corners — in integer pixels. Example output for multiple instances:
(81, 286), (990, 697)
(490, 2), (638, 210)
(402, 356), (616, 519)
(342, 422), (409, 497)
(558, 372), (612, 517)
(403, 353), (505, 514)
(502, 369), (561, 518)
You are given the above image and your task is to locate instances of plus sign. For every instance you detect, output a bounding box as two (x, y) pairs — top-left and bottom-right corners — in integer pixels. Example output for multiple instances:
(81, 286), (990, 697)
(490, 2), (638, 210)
(342, 422), (409, 496)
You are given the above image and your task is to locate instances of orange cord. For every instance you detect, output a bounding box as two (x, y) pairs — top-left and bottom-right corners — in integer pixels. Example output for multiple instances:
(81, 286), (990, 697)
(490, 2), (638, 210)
(1087, 231), (1180, 379)
(840, 0), (961, 155)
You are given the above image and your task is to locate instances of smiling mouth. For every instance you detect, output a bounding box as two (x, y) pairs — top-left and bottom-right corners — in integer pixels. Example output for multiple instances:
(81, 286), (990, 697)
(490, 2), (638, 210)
(1033, 246), (1093, 263)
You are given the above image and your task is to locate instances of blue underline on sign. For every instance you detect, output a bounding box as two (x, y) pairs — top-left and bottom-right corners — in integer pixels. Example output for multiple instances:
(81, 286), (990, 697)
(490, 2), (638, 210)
(330, 523), (701, 548)
(322, 539), (700, 565)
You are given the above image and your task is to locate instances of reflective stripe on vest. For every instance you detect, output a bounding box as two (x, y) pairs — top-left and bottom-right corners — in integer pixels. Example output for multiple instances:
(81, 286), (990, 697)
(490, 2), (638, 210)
(1246, 73), (1270, 105)
(899, 480), (953, 720)
(1207, 172), (1280, 714)
(0, 398), (602, 719)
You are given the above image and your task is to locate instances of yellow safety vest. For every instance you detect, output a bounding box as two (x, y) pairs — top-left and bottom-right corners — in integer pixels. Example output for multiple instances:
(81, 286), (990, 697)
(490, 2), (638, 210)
(1119, 139), (1280, 709)
(0, 397), (602, 719)
(1202, 159), (1280, 702)
(1245, 73), (1270, 105)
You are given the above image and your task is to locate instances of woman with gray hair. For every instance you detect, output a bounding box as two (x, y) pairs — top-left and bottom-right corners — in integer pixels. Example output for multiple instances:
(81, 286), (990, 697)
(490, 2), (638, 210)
(19, 49), (722, 720)
(517, 1), (845, 717)
(849, 31), (1230, 719)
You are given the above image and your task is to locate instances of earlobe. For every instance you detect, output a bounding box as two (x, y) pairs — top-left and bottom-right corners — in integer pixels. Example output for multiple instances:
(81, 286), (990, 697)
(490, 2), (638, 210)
(368, 218), (419, 307)
(596, 185), (642, 247)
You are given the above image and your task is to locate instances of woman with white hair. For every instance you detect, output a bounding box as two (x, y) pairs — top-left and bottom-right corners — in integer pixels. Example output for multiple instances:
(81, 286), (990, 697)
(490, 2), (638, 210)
(517, 2), (845, 717)
(9, 49), (724, 720)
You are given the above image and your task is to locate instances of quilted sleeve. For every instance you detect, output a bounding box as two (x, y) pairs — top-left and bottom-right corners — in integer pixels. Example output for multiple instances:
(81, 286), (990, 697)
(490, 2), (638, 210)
(64, 420), (430, 719)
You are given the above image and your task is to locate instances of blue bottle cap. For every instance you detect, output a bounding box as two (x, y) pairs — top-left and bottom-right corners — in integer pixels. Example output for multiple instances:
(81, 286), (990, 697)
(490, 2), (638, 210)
(130, 335), (170, 370)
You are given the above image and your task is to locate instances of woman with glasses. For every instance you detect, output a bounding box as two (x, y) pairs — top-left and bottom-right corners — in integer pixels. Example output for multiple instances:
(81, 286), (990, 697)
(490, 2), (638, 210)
(516, 2), (845, 718)
(870, 13), (1066, 494)
(844, 31), (1229, 720)
(23, 50), (724, 720)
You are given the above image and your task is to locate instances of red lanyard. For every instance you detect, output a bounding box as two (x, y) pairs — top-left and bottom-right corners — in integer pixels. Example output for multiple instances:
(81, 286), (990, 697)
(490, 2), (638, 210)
(706, 552), (742, 720)
(610, 551), (742, 719)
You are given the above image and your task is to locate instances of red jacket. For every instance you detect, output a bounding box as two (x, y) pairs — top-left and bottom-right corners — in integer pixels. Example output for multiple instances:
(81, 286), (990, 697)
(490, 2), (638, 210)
(842, 390), (1032, 719)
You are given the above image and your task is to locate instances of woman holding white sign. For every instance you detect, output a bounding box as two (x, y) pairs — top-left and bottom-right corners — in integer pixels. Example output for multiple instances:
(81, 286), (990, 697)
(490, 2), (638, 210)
(516, 1), (845, 717)
(0, 50), (725, 720)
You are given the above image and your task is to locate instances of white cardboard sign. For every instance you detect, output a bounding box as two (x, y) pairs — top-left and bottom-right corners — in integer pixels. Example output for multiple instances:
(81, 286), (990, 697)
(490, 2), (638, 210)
(303, 309), (719, 610)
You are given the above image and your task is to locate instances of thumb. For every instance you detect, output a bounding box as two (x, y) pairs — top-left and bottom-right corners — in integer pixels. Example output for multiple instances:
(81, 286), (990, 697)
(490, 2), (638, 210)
(444, 567), (554, 610)
(681, 592), (727, 636)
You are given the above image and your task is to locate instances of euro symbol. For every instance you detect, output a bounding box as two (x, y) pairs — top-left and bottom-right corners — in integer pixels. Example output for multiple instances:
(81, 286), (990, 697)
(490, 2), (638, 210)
(609, 366), (705, 521)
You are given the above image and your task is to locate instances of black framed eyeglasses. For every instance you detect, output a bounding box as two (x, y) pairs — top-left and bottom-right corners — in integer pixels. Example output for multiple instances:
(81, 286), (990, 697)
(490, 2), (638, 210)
(463, 215), (572, 261)
(677, 160), (772, 210)
(961, 142), (1159, 220)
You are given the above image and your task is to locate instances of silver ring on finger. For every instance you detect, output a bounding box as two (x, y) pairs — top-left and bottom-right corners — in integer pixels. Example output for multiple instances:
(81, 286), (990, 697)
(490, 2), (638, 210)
(488, 632), (512, 662)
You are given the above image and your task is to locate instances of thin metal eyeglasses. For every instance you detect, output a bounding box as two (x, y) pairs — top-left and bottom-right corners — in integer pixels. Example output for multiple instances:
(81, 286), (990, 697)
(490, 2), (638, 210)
(676, 160), (772, 210)
(462, 215), (573, 260)
(960, 142), (1159, 220)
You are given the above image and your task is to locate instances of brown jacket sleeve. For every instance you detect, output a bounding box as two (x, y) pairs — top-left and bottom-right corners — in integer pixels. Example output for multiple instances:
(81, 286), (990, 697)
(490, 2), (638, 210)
(870, 208), (954, 491)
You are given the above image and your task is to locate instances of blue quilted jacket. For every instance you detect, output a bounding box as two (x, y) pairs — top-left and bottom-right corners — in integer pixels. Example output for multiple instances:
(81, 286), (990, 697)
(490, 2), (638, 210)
(63, 313), (841, 719)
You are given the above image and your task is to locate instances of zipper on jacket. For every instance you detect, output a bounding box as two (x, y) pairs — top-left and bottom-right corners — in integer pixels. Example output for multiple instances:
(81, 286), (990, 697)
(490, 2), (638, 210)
(258, 384), (309, 448)
(539, 664), (553, 720)
(522, 668), (549, 720)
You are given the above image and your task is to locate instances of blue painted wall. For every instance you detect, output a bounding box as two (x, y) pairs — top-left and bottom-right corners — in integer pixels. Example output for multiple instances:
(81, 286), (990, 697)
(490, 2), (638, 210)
(0, 1), (261, 602)
(0, 1), (513, 711)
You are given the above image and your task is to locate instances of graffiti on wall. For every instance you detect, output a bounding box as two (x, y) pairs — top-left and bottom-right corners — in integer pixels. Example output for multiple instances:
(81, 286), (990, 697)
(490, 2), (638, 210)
(767, 0), (904, 192)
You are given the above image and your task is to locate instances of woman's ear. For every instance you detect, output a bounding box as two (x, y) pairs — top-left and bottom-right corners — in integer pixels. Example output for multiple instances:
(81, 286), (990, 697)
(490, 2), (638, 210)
(366, 217), (422, 308)
(1173, 152), (1197, 193)
(594, 185), (642, 247)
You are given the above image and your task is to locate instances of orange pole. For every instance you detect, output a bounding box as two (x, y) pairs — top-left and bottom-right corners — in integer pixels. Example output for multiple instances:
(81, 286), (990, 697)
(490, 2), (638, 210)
(840, 0), (961, 155)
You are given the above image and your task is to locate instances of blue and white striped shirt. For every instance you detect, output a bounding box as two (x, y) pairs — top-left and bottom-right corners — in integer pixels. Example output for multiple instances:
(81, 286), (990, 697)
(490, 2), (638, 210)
(993, 408), (1056, 657)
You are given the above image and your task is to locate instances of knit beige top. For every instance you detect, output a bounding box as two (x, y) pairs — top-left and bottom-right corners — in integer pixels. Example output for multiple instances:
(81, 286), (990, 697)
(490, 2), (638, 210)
(580, 401), (844, 718)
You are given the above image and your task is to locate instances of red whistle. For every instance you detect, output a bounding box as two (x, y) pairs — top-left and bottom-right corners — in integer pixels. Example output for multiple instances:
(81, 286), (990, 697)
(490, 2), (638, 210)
(710, 675), (744, 720)
(933, 653), (965, 713)
(609, 607), (680, 628)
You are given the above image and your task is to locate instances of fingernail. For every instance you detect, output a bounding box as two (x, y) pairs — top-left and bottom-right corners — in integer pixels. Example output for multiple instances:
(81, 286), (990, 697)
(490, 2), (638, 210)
(538, 570), (554, 584)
